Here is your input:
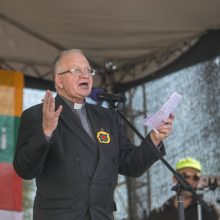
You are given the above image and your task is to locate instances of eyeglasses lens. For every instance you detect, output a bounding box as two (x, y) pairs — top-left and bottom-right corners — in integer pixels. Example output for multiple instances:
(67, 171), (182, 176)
(182, 173), (200, 181)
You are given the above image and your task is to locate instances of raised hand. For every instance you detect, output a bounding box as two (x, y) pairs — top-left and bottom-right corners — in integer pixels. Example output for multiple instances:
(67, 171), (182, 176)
(42, 90), (63, 137)
(150, 113), (174, 146)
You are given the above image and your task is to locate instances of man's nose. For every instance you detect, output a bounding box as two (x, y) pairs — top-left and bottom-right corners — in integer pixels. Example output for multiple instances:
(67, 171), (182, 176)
(80, 72), (89, 77)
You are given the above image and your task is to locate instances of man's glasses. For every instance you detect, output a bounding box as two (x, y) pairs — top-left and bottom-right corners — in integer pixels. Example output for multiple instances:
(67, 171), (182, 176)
(58, 66), (96, 76)
(180, 172), (200, 181)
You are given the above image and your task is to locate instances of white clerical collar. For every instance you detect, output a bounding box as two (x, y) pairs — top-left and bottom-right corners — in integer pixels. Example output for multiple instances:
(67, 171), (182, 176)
(59, 95), (85, 110)
(73, 103), (83, 109)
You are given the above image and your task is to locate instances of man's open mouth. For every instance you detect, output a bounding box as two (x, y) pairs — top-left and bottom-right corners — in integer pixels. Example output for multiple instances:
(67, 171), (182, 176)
(79, 82), (89, 88)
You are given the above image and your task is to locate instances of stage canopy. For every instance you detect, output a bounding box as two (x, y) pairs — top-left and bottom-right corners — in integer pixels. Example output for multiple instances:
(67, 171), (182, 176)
(0, 0), (220, 92)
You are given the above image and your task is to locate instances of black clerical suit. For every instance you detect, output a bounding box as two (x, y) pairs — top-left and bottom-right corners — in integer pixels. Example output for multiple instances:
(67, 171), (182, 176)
(14, 95), (165, 220)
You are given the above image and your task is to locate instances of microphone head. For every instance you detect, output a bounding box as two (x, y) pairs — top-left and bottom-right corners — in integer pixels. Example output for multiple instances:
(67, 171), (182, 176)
(89, 88), (104, 101)
(89, 88), (127, 103)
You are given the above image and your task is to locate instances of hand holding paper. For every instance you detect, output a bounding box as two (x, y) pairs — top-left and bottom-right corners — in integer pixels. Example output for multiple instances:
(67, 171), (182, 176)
(144, 92), (182, 133)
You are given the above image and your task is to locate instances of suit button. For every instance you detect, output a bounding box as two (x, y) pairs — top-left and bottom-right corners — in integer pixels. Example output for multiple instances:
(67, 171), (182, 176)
(75, 157), (80, 162)
(112, 158), (116, 163)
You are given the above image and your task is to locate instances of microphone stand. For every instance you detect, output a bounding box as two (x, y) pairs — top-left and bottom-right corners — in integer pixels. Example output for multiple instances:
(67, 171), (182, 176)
(110, 102), (210, 220)
(172, 183), (186, 220)
(197, 202), (202, 220)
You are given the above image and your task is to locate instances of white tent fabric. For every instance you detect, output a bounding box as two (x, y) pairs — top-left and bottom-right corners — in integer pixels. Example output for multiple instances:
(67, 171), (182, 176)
(0, 0), (220, 88)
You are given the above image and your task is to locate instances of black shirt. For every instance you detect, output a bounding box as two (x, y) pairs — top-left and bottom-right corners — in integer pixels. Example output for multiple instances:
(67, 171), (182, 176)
(147, 196), (219, 220)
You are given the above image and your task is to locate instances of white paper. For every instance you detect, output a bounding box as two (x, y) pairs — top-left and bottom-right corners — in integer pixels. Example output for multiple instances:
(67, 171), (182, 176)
(144, 92), (182, 130)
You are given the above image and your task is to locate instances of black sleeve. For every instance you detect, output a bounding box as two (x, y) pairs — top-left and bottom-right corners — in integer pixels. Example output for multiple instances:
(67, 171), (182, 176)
(204, 204), (220, 220)
(146, 209), (163, 220)
(13, 106), (52, 179)
(114, 111), (166, 178)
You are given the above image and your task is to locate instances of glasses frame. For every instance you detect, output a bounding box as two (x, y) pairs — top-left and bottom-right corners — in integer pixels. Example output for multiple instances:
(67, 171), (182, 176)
(58, 66), (95, 76)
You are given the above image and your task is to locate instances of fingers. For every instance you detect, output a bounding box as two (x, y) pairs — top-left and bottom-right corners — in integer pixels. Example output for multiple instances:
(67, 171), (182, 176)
(43, 90), (55, 113)
(43, 90), (50, 112)
(162, 113), (174, 125)
(42, 91), (47, 112)
(158, 123), (172, 135)
(49, 94), (55, 112)
(42, 91), (61, 136)
(158, 122), (172, 130)
(55, 105), (63, 117)
(169, 112), (175, 119)
(43, 90), (62, 116)
(157, 128), (171, 137)
(45, 91), (51, 111)
(156, 114), (174, 136)
(150, 113), (175, 145)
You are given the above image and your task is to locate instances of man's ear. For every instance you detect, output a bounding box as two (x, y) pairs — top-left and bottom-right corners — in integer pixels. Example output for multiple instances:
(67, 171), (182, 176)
(55, 74), (63, 89)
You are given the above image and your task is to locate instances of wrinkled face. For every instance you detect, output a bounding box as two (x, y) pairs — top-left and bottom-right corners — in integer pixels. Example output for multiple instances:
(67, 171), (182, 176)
(173, 167), (201, 194)
(54, 52), (93, 103)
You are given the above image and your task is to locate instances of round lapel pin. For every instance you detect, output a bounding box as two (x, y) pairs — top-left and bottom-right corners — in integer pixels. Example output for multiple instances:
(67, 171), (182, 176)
(97, 131), (110, 144)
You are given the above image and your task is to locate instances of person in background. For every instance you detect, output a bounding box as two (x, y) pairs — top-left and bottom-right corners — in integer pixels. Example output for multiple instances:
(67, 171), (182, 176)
(13, 49), (174, 220)
(147, 157), (219, 220)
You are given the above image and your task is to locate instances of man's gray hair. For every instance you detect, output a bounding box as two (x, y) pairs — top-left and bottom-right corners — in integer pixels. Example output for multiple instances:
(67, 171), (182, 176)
(52, 49), (85, 76)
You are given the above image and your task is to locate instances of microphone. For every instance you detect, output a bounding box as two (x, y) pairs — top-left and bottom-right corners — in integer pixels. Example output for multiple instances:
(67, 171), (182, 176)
(89, 88), (127, 103)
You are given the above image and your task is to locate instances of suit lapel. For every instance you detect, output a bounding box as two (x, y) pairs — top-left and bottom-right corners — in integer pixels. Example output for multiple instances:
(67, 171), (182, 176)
(55, 95), (97, 155)
(86, 104), (99, 142)
(86, 103), (116, 175)
(85, 103), (106, 147)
